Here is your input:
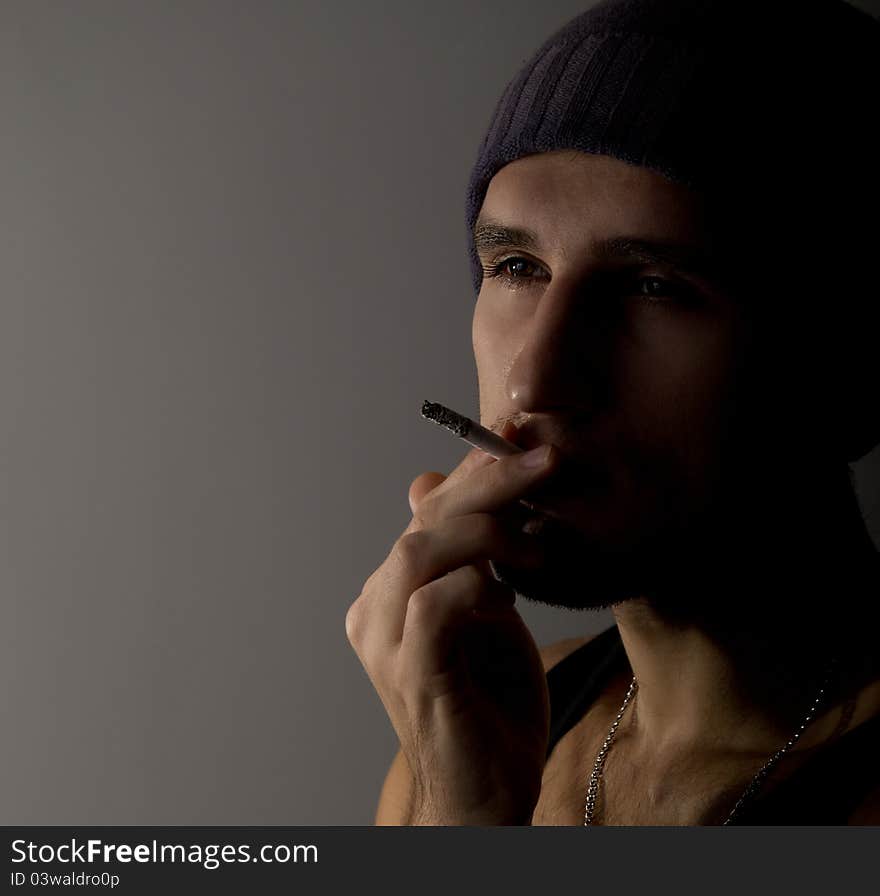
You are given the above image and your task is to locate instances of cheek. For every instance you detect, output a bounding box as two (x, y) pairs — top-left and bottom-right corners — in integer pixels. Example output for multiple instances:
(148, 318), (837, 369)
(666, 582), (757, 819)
(472, 299), (518, 405)
(617, 319), (749, 497)
(635, 315), (743, 421)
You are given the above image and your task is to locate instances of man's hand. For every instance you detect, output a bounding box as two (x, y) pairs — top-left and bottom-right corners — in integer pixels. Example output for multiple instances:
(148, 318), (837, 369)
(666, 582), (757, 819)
(345, 422), (560, 825)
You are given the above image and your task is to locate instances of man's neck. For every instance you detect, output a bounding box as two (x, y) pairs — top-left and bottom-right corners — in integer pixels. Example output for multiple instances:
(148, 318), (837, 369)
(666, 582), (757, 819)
(610, 466), (880, 763)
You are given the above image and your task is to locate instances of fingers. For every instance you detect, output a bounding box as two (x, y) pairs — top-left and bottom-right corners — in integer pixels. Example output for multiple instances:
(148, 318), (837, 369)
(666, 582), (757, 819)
(345, 419), (544, 722)
(379, 512), (544, 645)
(397, 564), (515, 700)
(405, 421), (521, 532)
(413, 442), (558, 529)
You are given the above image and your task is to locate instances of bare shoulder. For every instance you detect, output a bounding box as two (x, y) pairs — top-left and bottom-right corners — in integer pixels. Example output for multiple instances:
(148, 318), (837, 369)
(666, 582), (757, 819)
(538, 633), (597, 673)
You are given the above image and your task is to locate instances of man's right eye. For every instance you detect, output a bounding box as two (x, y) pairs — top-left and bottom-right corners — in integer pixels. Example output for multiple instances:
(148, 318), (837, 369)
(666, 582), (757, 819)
(482, 256), (548, 289)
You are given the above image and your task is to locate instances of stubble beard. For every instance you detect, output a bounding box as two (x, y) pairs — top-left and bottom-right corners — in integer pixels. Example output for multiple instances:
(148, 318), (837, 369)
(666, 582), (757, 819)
(489, 509), (652, 613)
(489, 495), (724, 621)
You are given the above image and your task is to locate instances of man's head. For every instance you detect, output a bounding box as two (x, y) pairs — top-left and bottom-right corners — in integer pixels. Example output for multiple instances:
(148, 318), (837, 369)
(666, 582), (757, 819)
(474, 149), (770, 613)
(465, 0), (880, 614)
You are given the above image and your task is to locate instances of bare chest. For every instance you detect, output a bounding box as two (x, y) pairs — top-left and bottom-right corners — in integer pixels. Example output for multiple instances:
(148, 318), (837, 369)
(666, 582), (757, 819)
(532, 652), (880, 826)
(531, 703), (800, 826)
(532, 741), (749, 826)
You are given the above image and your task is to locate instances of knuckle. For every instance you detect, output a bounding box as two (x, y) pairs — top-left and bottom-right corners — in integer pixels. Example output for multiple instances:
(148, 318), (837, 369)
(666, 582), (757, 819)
(344, 598), (368, 646)
(394, 530), (427, 570)
(406, 583), (441, 622)
(344, 603), (360, 646)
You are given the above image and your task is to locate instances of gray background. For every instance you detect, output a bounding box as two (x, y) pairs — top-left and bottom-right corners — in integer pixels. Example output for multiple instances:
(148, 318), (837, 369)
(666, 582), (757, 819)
(2, 0), (878, 825)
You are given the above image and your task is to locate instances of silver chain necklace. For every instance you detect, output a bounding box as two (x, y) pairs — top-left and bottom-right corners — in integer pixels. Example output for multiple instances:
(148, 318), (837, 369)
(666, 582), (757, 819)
(583, 657), (838, 826)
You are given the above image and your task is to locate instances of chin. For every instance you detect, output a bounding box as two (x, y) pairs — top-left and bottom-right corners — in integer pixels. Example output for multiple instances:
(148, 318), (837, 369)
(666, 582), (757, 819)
(491, 494), (720, 617)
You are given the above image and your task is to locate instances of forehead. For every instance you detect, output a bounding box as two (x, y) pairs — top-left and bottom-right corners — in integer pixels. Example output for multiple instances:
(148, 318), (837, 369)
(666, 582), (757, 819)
(480, 150), (709, 248)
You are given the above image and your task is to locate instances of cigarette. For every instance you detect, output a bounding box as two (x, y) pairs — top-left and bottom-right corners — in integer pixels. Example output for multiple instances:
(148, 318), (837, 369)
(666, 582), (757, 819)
(420, 400), (524, 459)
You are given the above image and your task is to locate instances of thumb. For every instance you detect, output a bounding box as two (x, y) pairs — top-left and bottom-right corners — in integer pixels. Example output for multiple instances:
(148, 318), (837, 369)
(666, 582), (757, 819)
(408, 471), (446, 515)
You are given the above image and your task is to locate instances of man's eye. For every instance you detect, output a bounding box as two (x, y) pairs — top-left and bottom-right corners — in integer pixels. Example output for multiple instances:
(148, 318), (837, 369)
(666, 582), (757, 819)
(483, 259), (696, 306)
(482, 256), (546, 287)
(631, 276), (696, 304)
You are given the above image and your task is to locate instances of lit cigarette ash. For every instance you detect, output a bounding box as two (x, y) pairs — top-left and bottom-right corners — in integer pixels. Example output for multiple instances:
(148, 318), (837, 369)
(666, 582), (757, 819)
(420, 400), (524, 459)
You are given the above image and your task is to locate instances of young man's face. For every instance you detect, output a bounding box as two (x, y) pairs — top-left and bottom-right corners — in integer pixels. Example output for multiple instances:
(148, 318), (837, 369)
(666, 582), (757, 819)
(472, 150), (766, 611)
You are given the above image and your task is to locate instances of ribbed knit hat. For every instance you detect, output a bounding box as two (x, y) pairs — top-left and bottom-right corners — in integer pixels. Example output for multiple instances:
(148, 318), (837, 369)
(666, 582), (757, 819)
(464, 0), (880, 463)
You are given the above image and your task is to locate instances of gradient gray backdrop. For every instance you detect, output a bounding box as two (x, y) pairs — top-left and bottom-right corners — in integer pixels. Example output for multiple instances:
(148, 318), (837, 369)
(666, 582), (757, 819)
(3, 0), (879, 824)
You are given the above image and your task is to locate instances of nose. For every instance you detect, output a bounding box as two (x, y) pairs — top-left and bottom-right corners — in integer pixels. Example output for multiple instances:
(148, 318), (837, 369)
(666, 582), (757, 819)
(505, 276), (608, 415)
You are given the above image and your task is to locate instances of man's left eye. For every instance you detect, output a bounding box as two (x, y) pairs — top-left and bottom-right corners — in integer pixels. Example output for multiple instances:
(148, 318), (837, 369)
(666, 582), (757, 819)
(635, 276), (689, 301)
(635, 276), (694, 304)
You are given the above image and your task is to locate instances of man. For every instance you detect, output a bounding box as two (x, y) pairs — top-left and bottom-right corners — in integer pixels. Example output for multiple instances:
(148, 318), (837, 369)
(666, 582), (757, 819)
(345, 0), (880, 824)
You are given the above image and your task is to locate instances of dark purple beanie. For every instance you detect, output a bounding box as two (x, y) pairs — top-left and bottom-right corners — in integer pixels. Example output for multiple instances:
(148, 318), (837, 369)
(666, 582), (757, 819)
(464, 0), (880, 463)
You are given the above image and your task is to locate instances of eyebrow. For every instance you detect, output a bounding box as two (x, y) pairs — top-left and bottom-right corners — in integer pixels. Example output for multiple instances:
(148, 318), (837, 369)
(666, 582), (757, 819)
(472, 218), (723, 282)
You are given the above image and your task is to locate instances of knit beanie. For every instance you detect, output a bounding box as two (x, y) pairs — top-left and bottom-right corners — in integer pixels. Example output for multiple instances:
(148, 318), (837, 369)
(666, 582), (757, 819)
(464, 0), (880, 463)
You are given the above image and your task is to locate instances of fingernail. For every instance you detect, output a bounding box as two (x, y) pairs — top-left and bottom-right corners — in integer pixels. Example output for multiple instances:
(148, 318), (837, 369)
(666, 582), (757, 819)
(519, 445), (550, 469)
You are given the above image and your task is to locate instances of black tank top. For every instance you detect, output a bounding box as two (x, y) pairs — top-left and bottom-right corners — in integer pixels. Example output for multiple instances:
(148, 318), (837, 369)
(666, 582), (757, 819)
(544, 624), (880, 824)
